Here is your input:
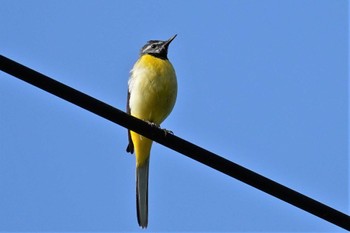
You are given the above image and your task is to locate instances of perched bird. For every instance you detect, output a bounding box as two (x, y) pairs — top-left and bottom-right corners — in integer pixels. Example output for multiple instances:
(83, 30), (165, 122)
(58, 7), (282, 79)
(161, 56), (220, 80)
(126, 35), (178, 228)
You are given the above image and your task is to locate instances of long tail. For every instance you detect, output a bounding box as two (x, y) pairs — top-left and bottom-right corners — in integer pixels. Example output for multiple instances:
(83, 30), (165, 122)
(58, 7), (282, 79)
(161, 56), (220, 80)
(136, 157), (150, 228)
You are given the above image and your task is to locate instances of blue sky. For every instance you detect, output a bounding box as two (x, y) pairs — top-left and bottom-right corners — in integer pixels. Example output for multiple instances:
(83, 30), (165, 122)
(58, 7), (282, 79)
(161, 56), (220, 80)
(0, 0), (348, 232)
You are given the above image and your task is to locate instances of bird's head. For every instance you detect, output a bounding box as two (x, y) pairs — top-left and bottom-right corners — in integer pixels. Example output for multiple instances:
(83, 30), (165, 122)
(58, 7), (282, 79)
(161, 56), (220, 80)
(140, 34), (177, 60)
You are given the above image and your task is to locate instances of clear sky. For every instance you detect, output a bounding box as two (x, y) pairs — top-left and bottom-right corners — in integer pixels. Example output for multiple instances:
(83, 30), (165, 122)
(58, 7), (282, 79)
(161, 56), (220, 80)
(0, 0), (348, 232)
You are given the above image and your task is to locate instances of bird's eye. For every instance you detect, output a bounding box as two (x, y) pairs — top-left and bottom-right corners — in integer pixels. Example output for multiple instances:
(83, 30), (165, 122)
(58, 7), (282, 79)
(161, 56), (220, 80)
(151, 44), (156, 49)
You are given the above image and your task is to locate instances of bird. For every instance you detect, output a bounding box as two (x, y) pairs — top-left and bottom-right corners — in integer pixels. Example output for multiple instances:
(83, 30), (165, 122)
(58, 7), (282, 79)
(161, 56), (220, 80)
(126, 35), (178, 228)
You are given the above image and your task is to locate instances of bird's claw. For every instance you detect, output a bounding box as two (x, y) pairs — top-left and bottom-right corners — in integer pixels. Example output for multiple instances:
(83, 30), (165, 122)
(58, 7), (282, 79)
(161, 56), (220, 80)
(162, 129), (174, 136)
(146, 121), (159, 128)
(145, 121), (174, 136)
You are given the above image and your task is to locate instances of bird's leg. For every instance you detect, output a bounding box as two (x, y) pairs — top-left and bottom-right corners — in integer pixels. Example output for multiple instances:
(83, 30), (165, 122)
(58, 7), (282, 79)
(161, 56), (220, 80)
(162, 129), (174, 136)
(145, 121), (159, 128)
(145, 121), (174, 136)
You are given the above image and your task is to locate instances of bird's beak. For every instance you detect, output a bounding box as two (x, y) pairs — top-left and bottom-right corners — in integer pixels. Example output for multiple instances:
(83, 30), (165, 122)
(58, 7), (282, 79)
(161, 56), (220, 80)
(163, 34), (177, 49)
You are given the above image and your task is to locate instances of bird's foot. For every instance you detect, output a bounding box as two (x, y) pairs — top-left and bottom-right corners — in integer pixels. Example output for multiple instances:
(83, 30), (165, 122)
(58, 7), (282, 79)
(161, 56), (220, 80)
(145, 121), (160, 128)
(145, 121), (173, 136)
(162, 129), (174, 136)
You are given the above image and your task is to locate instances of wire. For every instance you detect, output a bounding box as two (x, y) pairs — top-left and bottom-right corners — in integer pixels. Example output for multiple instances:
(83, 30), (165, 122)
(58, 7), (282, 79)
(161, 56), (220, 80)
(0, 54), (349, 230)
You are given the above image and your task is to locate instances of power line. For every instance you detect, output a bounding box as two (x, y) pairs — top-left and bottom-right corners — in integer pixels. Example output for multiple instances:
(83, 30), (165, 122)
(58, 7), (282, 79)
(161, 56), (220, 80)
(0, 54), (349, 230)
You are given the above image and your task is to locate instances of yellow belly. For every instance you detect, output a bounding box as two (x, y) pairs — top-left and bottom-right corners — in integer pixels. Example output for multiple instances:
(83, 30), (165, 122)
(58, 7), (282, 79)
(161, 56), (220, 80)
(128, 54), (177, 124)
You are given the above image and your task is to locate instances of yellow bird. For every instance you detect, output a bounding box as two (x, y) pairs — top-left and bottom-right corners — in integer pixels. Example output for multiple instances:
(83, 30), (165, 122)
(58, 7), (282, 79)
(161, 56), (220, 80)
(126, 35), (177, 228)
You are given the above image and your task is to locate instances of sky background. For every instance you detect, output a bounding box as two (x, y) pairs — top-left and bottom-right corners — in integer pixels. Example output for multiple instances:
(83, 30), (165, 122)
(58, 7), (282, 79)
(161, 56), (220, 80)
(0, 0), (348, 232)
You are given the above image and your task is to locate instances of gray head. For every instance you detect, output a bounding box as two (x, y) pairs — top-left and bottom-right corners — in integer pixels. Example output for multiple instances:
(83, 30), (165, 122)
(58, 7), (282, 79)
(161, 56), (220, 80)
(140, 34), (177, 60)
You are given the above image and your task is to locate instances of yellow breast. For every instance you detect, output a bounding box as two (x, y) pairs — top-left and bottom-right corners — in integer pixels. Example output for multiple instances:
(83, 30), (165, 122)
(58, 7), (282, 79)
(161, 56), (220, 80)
(128, 54), (177, 125)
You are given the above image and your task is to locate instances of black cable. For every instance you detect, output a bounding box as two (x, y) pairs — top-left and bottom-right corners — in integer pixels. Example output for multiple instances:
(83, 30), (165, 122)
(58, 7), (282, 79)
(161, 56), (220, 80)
(0, 54), (349, 230)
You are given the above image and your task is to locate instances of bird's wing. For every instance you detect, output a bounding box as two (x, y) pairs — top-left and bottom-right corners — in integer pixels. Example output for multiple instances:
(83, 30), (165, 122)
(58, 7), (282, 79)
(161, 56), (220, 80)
(126, 90), (134, 153)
